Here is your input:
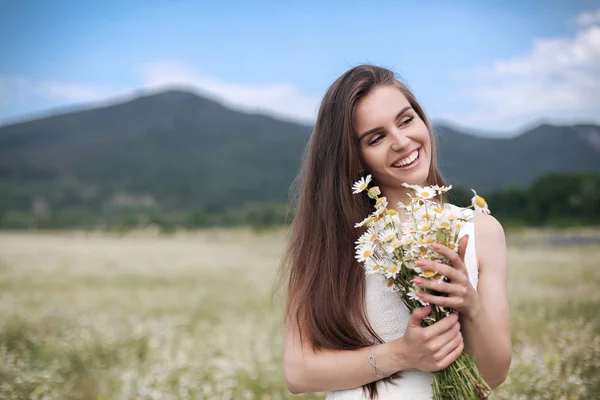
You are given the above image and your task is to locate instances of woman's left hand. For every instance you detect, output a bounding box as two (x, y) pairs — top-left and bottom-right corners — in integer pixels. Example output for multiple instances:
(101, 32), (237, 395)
(412, 235), (479, 317)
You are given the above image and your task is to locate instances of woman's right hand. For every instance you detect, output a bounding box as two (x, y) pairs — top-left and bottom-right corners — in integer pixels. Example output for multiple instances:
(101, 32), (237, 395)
(393, 306), (464, 372)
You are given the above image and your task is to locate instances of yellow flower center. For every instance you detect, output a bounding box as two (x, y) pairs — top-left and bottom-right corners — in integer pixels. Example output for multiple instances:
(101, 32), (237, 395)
(370, 234), (377, 241)
(363, 249), (372, 258)
(448, 243), (456, 250)
(360, 183), (367, 190)
(376, 197), (387, 206)
(423, 270), (436, 278)
(475, 196), (486, 208)
(433, 207), (443, 213)
(373, 264), (380, 271)
(390, 266), (399, 274)
(421, 213), (432, 219)
(420, 225), (431, 232)
(421, 191), (431, 198)
(440, 221), (450, 228)
(420, 247), (427, 255)
(387, 281), (393, 288)
(388, 209), (398, 216)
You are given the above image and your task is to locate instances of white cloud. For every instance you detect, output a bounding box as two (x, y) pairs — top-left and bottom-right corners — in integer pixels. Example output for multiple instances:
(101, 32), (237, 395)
(35, 81), (117, 102)
(0, 61), (320, 125)
(577, 9), (600, 26)
(136, 60), (319, 123)
(448, 12), (600, 130)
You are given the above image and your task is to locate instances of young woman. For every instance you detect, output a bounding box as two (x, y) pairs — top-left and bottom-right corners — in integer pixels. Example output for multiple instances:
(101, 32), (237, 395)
(277, 65), (511, 399)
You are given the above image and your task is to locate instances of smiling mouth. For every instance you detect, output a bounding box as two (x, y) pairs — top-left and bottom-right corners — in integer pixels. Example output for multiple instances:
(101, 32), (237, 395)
(392, 149), (420, 168)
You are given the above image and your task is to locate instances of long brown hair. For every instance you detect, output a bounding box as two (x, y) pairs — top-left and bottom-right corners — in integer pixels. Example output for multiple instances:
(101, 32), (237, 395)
(276, 64), (446, 398)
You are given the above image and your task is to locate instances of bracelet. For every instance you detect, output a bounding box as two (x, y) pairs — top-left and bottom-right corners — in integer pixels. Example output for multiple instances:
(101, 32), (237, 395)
(368, 346), (388, 379)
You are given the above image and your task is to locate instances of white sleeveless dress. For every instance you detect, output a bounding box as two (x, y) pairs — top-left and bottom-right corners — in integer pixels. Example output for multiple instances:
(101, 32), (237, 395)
(326, 205), (479, 400)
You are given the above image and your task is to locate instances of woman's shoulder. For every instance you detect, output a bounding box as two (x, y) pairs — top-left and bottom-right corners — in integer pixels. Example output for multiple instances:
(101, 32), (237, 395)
(472, 209), (507, 274)
(473, 211), (505, 242)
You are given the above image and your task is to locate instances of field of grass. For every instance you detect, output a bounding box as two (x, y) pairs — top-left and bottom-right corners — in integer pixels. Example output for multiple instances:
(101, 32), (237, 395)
(1, 229), (599, 399)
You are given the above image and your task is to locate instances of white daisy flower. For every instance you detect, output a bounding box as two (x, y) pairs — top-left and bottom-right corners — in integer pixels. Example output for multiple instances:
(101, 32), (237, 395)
(417, 223), (432, 233)
(432, 184), (453, 194)
(414, 186), (436, 200)
(355, 243), (375, 262)
(432, 205), (444, 214)
(436, 217), (452, 230)
(378, 227), (397, 242)
(384, 264), (401, 279)
(419, 269), (438, 279)
(364, 257), (383, 275)
(367, 186), (381, 199)
(385, 280), (400, 293)
(471, 189), (490, 214)
(401, 182), (424, 192)
(383, 239), (402, 254)
(355, 227), (378, 245)
(408, 286), (428, 306)
(375, 196), (388, 208)
(399, 234), (414, 246)
(354, 214), (377, 228)
(352, 175), (372, 194)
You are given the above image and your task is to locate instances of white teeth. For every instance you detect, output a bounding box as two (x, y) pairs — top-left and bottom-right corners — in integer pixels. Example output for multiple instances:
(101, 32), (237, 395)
(393, 150), (419, 167)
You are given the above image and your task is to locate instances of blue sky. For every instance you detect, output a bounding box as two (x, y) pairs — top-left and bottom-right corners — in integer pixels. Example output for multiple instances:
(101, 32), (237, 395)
(1, 0), (599, 135)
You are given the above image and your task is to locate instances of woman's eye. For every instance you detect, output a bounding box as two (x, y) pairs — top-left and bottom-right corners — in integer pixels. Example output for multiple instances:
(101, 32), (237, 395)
(399, 116), (414, 127)
(369, 135), (383, 145)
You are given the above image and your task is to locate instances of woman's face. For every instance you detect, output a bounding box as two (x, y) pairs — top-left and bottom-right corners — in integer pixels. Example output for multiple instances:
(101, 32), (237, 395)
(353, 85), (432, 194)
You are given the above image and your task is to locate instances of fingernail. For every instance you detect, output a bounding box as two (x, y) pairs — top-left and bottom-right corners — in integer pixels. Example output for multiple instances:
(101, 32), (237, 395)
(413, 278), (422, 285)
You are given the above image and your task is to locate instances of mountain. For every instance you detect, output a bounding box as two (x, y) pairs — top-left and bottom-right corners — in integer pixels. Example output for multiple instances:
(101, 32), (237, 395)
(1, 89), (599, 215)
(435, 123), (600, 190)
(0, 90), (312, 211)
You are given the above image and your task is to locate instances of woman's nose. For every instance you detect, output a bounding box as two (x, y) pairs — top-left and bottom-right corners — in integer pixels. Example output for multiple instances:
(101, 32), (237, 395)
(389, 129), (411, 151)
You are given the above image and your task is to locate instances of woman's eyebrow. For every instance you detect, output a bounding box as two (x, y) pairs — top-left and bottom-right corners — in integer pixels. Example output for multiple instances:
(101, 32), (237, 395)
(357, 106), (413, 141)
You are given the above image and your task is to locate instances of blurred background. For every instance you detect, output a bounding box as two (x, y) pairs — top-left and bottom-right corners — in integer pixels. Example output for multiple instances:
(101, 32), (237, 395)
(0, 1), (599, 399)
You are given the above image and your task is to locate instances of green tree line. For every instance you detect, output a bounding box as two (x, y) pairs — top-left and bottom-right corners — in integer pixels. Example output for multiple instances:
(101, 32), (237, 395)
(1, 172), (598, 231)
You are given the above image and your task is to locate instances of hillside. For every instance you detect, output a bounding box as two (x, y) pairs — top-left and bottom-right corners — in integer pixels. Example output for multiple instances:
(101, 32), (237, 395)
(1, 89), (599, 215)
(435, 123), (600, 190)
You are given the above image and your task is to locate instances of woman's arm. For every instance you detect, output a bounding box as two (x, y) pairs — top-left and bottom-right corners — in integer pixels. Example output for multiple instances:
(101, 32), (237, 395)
(408, 213), (512, 390)
(460, 213), (512, 389)
(283, 307), (464, 394)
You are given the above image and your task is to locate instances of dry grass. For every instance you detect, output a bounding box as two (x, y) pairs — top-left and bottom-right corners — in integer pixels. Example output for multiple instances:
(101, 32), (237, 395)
(0, 229), (598, 399)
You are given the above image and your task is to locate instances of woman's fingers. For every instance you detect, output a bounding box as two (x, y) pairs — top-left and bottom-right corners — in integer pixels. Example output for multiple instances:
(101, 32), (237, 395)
(413, 278), (466, 297)
(429, 320), (460, 352)
(433, 329), (462, 362)
(436, 336), (465, 370)
(416, 260), (465, 283)
(424, 313), (458, 337)
(432, 239), (468, 271)
(417, 291), (464, 309)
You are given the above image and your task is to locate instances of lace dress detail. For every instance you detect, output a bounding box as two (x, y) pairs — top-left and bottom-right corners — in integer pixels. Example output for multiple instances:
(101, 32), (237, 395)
(326, 205), (479, 400)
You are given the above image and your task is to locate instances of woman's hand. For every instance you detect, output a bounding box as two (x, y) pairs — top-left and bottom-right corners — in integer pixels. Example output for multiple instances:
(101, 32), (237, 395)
(412, 235), (479, 317)
(392, 306), (464, 372)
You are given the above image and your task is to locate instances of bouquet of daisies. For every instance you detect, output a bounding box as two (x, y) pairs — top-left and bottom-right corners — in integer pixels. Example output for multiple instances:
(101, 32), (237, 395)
(352, 175), (492, 400)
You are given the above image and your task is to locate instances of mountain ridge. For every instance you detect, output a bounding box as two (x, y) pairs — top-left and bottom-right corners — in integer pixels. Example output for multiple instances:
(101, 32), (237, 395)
(1, 89), (598, 212)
